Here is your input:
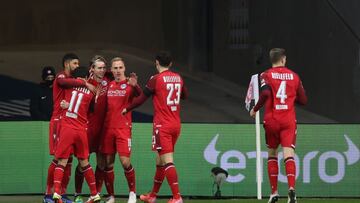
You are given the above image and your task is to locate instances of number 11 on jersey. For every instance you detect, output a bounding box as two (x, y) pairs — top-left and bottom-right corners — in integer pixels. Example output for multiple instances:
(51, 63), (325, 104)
(66, 90), (84, 118)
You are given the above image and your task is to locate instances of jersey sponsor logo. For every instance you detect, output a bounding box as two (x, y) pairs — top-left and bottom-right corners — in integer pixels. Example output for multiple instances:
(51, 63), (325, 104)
(41, 96), (47, 99)
(271, 72), (294, 80)
(120, 84), (127, 89)
(203, 134), (359, 183)
(107, 89), (126, 97)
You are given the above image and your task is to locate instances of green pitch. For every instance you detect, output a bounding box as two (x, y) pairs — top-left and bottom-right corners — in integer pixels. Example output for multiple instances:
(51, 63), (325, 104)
(0, 196), (359, 203)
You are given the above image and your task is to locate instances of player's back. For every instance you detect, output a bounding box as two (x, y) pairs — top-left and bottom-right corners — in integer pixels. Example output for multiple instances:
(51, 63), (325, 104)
(263, 67), (300, 122)
(151, 70), (184, 127)
(62, 87), (94, 129)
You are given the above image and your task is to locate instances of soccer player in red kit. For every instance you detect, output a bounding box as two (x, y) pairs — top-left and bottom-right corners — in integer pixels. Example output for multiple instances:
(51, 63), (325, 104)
(250, 48), (307, 203)
(73, 56), (110, 203)
(99, 57), (141, 203)
(53, 66), (101, 203)
(44, 53), (95, 203)
(122, 51), (188, 203)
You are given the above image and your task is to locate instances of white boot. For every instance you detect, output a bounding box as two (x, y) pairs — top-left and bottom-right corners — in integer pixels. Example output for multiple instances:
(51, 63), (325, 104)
(127, 191), (137, 203)
(105, 195), (115, 203)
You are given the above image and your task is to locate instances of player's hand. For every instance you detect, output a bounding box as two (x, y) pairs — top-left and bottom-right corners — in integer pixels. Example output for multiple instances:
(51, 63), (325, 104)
(250, 108), (256, 118)
(121, 108), (128, 115)
(128, 72), (138, 87)
(88, 70), (94, 79)
(94, 85), (101, 103)
(85, 82), (96, 94)
(60, 100), (69, 109)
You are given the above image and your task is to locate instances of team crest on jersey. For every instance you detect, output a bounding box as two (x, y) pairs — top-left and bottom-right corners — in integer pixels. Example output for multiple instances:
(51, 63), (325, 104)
(101, 80), (108, 86)
(120, 84), (127, 89)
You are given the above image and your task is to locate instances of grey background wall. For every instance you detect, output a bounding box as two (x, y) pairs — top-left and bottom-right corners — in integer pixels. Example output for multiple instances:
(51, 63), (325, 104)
(0, 0), (359, 123)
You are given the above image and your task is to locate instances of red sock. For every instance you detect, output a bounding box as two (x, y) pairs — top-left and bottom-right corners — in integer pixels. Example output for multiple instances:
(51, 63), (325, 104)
(284, 157), (296, 190)
(95, 166), (105, 193)
(104, 167), (115, 196)
(82, 164), (97, 196)
(151, 165), (165, 196)
(124, 164), (136, 192)
(267, 157), (278, 194)
(53, 165), (65, 194)
(61, 158), (72, 195)
(164, 163), (181, 199)
(45, 159), (58, 194)
(75, 165), (84, 194)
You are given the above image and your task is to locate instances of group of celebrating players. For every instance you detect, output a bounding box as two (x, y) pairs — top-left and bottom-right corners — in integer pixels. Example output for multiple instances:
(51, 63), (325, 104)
(43, 51), (188, 203)
(42, 48), (306, 203)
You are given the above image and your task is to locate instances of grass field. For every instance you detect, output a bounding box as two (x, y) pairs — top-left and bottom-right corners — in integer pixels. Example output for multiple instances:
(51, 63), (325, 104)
(0, 196), (359, 203)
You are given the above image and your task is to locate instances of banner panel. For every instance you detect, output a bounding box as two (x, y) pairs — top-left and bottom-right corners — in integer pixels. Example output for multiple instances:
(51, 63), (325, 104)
(0, 122), (359, 197)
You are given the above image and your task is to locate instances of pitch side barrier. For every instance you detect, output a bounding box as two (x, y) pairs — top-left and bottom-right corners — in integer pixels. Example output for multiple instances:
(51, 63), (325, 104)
(0, 122), (359, 197)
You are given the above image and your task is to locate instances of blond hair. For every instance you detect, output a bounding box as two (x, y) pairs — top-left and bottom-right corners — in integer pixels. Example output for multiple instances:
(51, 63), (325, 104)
(111, 57), (125, 66)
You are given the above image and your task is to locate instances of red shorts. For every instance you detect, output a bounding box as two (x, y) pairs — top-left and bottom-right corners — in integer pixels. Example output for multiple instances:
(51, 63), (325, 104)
(152, 125), (181, 155)
(263, 119), (297, 149)
(99, 127), (132, 157)
(55, 125), (89, 159)
(87, 126), (103, 153)
(49, 118), (61, 155)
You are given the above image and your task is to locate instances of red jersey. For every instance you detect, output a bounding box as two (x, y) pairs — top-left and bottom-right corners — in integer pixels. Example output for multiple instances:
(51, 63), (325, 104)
(61, 87), (94, 129)
(51, 71), (85, 120)
(146, 70), (184, 127)
(103, 80), (140, 129)
(260, 66), (303, 122)
(87, 78), (110, 132)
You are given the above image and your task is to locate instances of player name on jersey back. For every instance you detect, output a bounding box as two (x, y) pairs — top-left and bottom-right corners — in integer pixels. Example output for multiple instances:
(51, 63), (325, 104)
(271, 72), (294, 80)
(163, 75), (181, 83)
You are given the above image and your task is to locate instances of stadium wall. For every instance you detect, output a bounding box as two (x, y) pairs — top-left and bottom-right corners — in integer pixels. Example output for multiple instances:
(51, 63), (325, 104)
(0, 122), (359, 197)
(210, 0), (360, 122)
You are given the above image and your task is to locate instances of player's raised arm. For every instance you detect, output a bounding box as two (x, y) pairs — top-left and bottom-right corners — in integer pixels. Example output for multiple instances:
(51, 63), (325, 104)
(122, 88), (150, 115)
(128, 72), (142, 97)
(56, 77), (86, 88)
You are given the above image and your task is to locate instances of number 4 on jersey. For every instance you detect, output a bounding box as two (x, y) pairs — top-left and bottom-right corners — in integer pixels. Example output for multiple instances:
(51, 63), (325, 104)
(276, 81), (287, 104)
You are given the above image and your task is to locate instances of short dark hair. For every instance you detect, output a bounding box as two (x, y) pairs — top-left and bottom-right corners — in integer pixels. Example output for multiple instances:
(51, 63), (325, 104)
(62, 53), (79, 66)
(155, 51), (172, 67)
(269, 48), (286, 64)
(71, 66), (89, 79)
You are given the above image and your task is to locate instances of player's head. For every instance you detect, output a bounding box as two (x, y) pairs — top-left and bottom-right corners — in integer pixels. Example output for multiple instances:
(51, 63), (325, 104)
(269, 48), (286, 66)
(71, 66), (89, 79)
(155, 51), (172, 72)
(90, 55), (107, 80)
(62, 53), (80, 72)
(110, 57), (126, 81)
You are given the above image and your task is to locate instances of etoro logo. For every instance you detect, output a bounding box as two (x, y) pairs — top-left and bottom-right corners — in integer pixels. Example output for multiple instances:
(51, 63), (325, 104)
(203, 134), (360, 183)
